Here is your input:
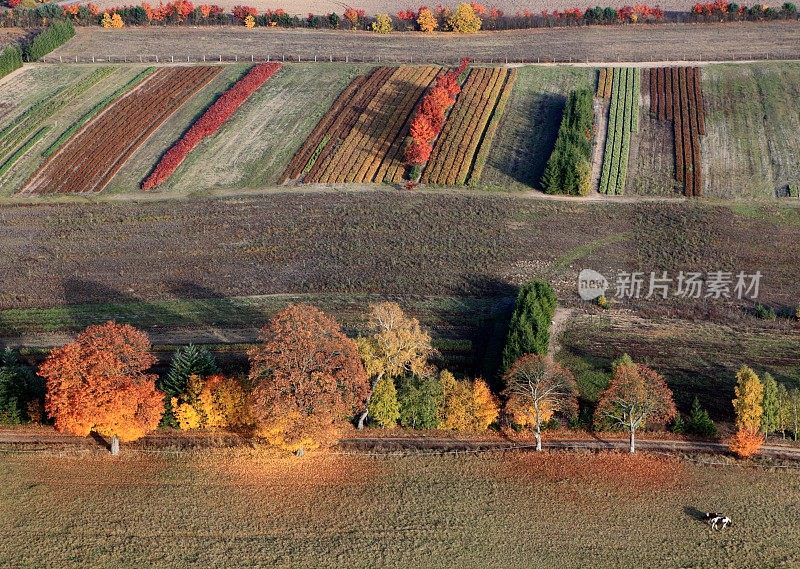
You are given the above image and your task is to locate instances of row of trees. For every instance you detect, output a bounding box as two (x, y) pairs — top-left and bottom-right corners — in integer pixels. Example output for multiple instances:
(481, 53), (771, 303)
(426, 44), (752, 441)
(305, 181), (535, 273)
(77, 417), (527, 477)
(541, 88), (594, 196)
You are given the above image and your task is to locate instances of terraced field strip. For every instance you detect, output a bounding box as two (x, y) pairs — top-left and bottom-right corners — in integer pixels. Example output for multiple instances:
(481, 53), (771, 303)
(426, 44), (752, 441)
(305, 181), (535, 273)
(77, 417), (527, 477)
(597, 67), (613, 99)
(21, 66), (221, 195)
(0, 67), (114, 167)
(421, 67), (512, 186)
(598, 67), (639, 195)
(298, 67), (395, 183)
(312, 65), (439, 184)
(647, 66), (706, 197)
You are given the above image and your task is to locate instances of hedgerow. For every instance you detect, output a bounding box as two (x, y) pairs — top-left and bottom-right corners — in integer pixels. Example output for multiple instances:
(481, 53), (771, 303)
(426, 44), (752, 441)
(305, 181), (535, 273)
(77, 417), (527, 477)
(24, 20), (75, 62)
(501, 280), (557, 372)
(540, 87), (593, 195)
(0, 45), (22, 80)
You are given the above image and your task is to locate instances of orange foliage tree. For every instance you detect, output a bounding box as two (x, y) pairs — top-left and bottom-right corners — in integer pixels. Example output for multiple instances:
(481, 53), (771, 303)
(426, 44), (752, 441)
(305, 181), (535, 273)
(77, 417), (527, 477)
(503, 354), (578, 451)
(594, 357), (677, 453)
(727, 428), (763, 459)
(248, 304), (369, 452)
(39, 321), (163, 454)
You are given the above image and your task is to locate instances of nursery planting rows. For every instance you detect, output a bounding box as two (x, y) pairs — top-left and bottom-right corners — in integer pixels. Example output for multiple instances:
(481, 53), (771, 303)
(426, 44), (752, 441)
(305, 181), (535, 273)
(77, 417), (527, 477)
(21, 66), (221, 194)
(0, 67), (114, 175)
(142, 63), (282, 190)
(282, 65), (439, 185)
(420, 67), (514, 186)
(599, 67), (639, 195)
(648, 66), (706, 196)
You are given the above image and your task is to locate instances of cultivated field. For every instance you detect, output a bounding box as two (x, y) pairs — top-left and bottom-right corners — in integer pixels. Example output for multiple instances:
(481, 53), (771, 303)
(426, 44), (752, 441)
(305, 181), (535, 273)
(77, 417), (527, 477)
(1, 451), (799, 567)
(48, 23), (800, 63)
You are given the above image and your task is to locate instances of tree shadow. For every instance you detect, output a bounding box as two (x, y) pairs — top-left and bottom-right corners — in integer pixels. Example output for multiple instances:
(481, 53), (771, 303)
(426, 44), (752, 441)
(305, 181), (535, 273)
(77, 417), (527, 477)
(89, 431), (110, 452)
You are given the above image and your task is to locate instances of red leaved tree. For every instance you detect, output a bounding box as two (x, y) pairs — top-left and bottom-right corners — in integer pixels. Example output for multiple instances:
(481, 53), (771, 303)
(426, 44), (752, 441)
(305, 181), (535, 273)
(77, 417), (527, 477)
(248, 304), (369, 452)
(594, 357), (676, 453)
(39, 321), (163, 454)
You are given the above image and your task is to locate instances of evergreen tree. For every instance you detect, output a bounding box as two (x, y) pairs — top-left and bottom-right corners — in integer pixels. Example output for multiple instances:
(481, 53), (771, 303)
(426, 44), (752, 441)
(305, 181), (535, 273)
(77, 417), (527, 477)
(0, 349), (44, 424)
(686, 396), (716, 437)
(158, 345), (219, 428)
(501, 281), (557, 373)
(761, 372), (780, 437)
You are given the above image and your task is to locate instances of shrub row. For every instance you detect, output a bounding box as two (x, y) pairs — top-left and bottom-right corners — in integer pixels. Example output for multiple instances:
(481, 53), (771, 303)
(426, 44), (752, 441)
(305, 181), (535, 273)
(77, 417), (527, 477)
(23, 20), (74, 62)
(540, 87), (593, 195)
(0, 44), (21, 80)
(501, 280), (557, 372)
(142, 62), (281, 190)
(599, 67), (638, 195)
(468, 68), (517, 185)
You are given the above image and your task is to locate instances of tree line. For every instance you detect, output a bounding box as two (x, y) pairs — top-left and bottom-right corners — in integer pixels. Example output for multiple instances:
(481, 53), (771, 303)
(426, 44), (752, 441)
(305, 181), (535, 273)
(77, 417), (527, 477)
(1, 279), (798, 457)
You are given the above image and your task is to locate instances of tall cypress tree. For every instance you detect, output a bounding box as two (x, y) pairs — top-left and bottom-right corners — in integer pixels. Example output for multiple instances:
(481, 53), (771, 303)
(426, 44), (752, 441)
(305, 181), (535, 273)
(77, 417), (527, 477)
(501, 281), (557, 373)
(761, 372), (780, 437)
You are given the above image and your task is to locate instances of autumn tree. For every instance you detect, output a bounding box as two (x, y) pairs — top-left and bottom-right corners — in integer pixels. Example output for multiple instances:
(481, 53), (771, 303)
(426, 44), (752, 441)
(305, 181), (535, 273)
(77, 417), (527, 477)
(158, 344), (219, 428)
(439, 370), (472, 430)
(39, 321), (163, 454)
(397, 374), (442, 429)
(417, 6), (438, 32)
(503, 354), (578, 451)
(761, 372), (779, 438)
(356, 302), (435, 429)
(368, 377), (401, 428)
(171, 373), (251, 431)
(472, 379), (500, 430)
(501, 281), (557, 372)
(447, 2), (482, 32)
(248, 304), (369, 452)
(594, 357), (676, 453)
(732, 365), (764, 432)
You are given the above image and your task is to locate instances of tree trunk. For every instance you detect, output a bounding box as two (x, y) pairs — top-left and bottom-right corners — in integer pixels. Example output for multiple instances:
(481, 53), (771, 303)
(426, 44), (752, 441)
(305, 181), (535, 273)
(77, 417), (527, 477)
(534, 421), (542, 452)
(357, 376), (382, 430)
(110, 435), (120, 456)
(629, 428), (635, 453)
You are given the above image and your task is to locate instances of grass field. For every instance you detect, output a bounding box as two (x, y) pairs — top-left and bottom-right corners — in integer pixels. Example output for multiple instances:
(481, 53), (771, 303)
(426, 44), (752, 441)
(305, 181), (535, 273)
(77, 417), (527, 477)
(702, 63), (800, 199)
(1, 451), (798, 567)
(477, 66), (594, 191)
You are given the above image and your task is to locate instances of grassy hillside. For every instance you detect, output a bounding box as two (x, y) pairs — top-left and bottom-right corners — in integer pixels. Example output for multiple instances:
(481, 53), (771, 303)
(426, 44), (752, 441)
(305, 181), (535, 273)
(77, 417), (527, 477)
(2, 451), (799, 567)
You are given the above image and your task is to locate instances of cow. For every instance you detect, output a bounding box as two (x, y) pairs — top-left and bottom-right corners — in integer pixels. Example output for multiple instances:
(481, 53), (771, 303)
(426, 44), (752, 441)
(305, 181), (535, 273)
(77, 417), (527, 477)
(704, 512), (732, 530)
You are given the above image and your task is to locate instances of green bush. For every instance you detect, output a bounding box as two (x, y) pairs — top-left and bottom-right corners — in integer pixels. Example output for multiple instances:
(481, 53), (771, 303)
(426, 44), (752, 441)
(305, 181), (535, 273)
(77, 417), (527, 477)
(0, 45), (23, 81)
(754, 303), (777, 320)
(788, 183), (799, 198)
(541, 87), (593, 196)
(397, 375), (443, 429)
(24, 20), (75, 62)
(0, 349), (45, 424)
(501, 280), (557, 372)
(368, 377), (401, 427)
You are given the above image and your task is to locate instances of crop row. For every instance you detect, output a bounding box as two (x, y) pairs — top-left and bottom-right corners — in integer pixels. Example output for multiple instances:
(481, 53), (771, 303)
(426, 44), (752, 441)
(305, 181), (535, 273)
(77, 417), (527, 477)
(599, 67), (639, 195)
(142, 63), (282, 190)
(42, 67), (157, 158)
(22, 66), (221, 194)
(596, 67), (614, 99)
(0, 66), (114, 164)
(421, 67), (511, 186)
(0, 126), (50, 178)
(648, 66), (705, 196)
(293, 65), (439, 185)
(467, 69), (517, 186)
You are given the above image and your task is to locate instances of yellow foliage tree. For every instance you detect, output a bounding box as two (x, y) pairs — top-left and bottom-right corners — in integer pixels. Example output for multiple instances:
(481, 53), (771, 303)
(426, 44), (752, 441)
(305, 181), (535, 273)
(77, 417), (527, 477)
(447, 3), (481, 33)
(357, 302), (435, 428)
(101, 12), (112, 27)
(733, 365), (764, 432)
(111, 13), (124, 28)
(417, 7), (438, 32)
(439, 370), (473, 431)
(244, 14), (256, 28)
(172, 397), (201, 430)
(371, 13), (393, 33)
(471, 379), (499, 430)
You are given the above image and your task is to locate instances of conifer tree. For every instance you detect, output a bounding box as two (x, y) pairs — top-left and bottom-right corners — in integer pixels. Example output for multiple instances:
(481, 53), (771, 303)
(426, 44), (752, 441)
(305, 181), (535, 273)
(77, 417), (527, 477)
(501, 281), (557, 372)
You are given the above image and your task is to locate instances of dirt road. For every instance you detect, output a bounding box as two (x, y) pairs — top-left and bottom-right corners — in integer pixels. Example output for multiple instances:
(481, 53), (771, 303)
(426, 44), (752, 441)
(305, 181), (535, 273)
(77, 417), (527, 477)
(47, 22), (800, 64)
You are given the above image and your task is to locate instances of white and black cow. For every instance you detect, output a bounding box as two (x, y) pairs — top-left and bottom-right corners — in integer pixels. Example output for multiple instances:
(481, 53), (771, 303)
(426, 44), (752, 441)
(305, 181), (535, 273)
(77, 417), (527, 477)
(704, 512), (732, 530)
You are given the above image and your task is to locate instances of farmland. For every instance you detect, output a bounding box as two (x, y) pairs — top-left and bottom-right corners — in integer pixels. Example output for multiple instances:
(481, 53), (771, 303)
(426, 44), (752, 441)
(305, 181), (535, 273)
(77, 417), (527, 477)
(2, 450), (800, 567)
(598, 67), (639, 195)
(284, 65), (439, 184)
(421, 67), (514, 186)
(22, 66), (222, 194)
(48, 22), (800, 63)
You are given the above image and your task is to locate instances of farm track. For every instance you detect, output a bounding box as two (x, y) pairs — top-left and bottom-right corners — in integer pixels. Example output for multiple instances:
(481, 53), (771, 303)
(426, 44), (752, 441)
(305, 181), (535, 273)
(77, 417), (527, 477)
(47, 23), (800, 64)
(20, 66), (221, 194)
(2, 428), (799, 461)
